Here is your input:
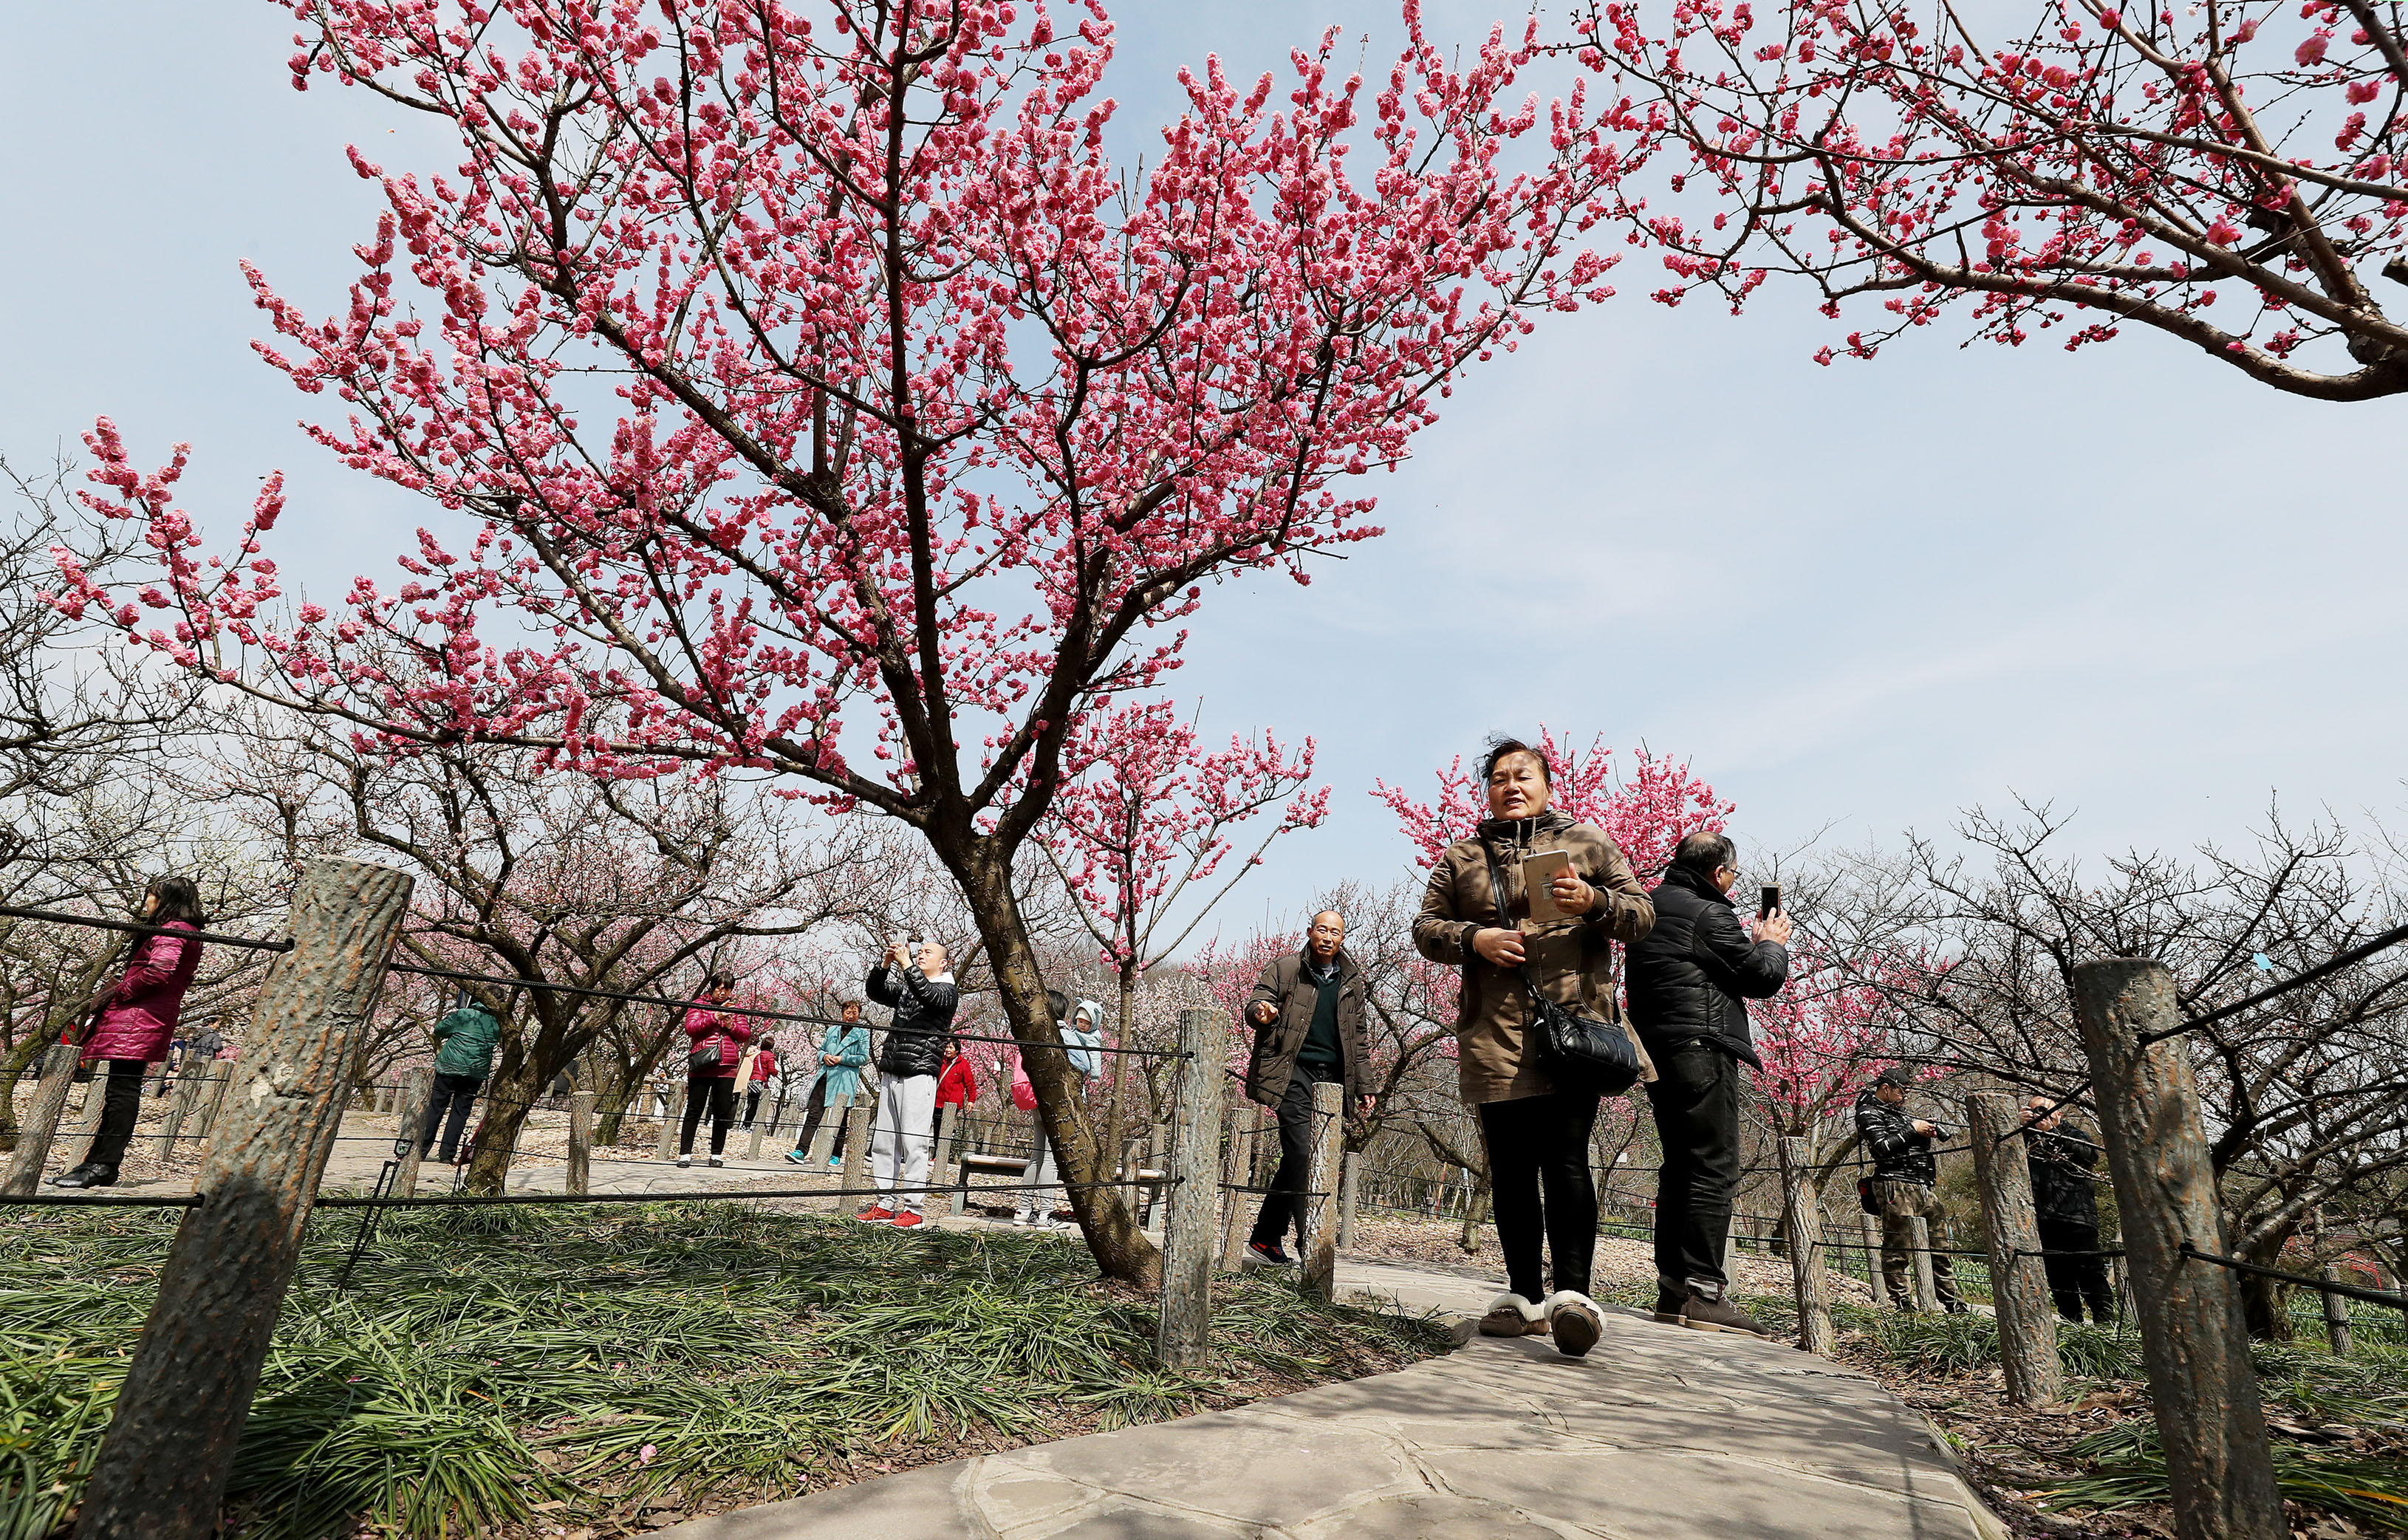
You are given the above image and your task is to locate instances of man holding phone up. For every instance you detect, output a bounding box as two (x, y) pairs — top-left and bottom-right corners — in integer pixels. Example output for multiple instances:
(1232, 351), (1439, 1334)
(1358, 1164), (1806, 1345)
(1625, 831), (1791, 1336)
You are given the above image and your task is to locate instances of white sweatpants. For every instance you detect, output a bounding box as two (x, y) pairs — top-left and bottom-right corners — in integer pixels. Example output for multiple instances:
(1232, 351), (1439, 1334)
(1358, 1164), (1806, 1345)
(873, 1072), (939, 1214)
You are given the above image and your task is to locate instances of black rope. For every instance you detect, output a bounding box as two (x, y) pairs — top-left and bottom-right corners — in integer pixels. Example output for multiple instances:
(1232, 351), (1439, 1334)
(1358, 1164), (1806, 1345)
(386, 959), (1189, 1058)
(311, 1177), (1177, 1210)
(0, 903), (294, 954)
(2179, 1242), (2408, 1312)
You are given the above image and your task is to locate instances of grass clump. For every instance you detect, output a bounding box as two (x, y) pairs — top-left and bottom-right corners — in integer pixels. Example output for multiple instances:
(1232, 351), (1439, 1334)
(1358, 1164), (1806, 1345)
(2046, 1417), (2408, 1533)
(0, 1202), (1451, 1539)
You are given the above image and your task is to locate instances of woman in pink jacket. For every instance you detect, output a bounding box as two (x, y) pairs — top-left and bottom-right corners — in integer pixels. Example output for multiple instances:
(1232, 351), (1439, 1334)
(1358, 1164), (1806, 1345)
(50, 877), (206, 1189)
(677, 971), (751, 1168)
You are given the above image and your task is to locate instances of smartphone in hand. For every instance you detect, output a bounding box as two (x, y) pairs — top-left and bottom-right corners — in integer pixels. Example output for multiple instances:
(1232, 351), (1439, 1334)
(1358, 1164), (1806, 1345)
(1759, 884), (1781, 920)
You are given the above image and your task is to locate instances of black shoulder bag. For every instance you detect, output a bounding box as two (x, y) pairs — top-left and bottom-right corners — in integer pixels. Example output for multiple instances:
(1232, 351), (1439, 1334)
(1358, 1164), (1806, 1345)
(1478, 840), (1644, 1097)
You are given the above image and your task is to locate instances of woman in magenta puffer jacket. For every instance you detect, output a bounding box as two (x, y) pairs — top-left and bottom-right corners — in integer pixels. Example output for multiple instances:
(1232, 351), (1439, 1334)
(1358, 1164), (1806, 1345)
(50, 877), (206, 1189)
(676, 971), (751, 1168)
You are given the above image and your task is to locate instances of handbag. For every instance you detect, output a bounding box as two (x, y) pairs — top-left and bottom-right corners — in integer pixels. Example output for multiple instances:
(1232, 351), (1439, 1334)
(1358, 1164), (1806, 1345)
(1857, 1175), (1880, 1215)
(688, 1041), (722, 1073)
(1478, 841), (1646, 1097)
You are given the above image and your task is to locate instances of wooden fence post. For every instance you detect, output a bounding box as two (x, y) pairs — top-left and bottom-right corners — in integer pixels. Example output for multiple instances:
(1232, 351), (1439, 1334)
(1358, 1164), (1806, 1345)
(1336, 1149), (1361, 1253)
(1219, 1098), (1254, 1270)
(1, 1046), (83, 1195)
(1300, 1081), (1346, 1300)
(2072, 957), (2284, 1540)
(1968, 1092), (2065, 1406)
(77, 858), (412, 1540)
(1859, 1212), (1888, 1305)
(1156, 1008), (1224, 1367)
(838, 1088), (872, 1212)
(1779, 1138), (1836, 1355)
(1908, 1216), (1939, 1311)
(567, 1090), (592, 1196)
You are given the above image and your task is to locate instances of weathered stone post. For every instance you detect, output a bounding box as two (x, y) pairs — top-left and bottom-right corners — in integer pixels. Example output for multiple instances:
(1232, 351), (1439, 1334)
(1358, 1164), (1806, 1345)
(1968, 1092), (2064, 1406)
(78, 858), (412, 1540)
(655, 1078), (686, 1161)
(393, 1070), (431, 1200)
(567, 1090), (593, 1196)
(191, 1061), (233, 1154)
(1300, 1081), (1346, 1301)
(1219, 1100), (1256, 1270)
(2072, 958), (2283, 1540)
(1909, 1216), (1939, 1311)
(2319, 1266), (2353, 1355)
(1, 1045), (83, 1194)
(935, 1105), (961, 1197)
(1779, 1137), (1836, 1355)
(1861, 1211), (1889, 1306)
(1156, 1008), (1224, 1368)
(838, 1088), (873, 1212)
(153, 1058), (205, 1160)
(1336, 1149), (1361, 1253)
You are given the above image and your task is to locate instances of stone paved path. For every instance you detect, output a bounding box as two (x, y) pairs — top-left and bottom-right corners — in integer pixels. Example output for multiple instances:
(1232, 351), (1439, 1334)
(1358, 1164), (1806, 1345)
(658, 1257), (2005, 1540)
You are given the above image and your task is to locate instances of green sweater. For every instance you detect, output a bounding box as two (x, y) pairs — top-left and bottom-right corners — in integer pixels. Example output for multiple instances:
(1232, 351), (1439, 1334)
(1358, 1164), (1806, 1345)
(431, 1005), (502, 1081)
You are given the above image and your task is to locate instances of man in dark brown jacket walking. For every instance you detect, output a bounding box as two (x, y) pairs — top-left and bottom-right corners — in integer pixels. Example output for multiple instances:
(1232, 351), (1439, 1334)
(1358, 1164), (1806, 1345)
(1242, 911), (1372, 1267)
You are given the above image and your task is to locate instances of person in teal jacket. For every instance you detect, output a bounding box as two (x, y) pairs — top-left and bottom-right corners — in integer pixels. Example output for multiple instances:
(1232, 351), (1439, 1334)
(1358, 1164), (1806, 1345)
(785, 1000), (872, 1169)
(423, 991), (502, 1165)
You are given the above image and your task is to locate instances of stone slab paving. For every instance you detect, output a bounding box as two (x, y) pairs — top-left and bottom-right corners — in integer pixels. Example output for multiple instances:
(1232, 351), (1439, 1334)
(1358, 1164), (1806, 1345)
(658, 1257), (2007, 1540)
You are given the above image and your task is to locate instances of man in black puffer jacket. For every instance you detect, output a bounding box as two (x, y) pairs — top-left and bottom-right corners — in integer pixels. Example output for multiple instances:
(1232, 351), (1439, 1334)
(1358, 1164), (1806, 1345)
(2022, 1095), (2114, 1322)
(1856, 1067), (1967, 1313)
(861, 937), (960, 1228)
(1627, 830), (1790, 1336)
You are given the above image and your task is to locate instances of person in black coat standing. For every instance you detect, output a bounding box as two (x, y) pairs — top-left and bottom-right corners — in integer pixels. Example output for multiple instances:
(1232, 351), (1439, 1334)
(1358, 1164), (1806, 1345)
(2023, 1095), (2115, 1322)
(1626, 830), (1790, 1337)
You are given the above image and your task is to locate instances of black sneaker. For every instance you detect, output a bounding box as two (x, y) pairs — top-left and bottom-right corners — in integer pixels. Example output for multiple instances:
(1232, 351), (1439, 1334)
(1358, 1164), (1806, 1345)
(1246, 1241), (1297, 1269)
(1943, 1299), (1971, 1316)
(1676, 1288), (1770, 1338)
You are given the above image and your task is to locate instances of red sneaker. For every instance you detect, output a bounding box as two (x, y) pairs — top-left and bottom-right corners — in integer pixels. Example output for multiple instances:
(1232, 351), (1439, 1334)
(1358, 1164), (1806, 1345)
(854, 1205), (895, 1223)
(890, 1211), (926, 1230)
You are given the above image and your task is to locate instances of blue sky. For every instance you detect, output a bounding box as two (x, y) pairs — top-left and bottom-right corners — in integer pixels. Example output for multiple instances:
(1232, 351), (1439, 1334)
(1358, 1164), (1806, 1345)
(4, 3), (2401, 943)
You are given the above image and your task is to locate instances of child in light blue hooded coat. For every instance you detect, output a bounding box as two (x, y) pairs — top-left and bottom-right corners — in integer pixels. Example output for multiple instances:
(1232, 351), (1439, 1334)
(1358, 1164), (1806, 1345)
(1018, 997), (1104, 1228)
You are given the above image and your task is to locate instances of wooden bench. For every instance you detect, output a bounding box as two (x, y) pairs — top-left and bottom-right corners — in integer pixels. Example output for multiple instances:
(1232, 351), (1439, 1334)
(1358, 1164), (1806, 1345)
(951, 1151), (1171, 1226)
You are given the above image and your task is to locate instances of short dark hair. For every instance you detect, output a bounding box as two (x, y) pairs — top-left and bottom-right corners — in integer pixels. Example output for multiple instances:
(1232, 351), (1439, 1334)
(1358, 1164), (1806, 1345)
(704, 968), (738, 994)
(1045, 988), (1070, 1021)
(1480, 736), (1551, 785)
(1673, 830), (1737, 876)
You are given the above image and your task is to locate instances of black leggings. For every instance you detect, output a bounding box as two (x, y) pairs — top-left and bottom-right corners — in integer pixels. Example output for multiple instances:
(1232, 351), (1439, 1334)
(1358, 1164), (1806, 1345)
(681, 1072), (737, 1155)
(84, 1059), (148, 1169)
(1477, 1090), (1601, 1302)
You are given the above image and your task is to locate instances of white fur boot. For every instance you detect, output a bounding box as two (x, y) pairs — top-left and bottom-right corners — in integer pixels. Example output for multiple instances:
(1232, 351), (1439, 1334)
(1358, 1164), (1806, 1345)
(1477, 1292), (1550, 1338)
(1543, 1290), (1604, 1358)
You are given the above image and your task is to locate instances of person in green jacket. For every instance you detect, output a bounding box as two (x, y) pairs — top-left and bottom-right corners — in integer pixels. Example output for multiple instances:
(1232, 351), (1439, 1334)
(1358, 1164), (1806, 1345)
(422, 990), (502, 1166)
(785, 1000), (872, 1169)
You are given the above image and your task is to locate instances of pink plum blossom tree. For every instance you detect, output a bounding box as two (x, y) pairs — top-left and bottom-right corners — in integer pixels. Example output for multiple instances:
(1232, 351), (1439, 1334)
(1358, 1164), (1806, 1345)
(53, 0), (1650, 1283)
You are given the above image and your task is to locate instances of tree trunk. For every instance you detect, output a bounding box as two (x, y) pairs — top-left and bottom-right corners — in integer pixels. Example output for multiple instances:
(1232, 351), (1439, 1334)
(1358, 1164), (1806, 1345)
(1101, 962), (1137, 1189)
(463, 1047), (542, 1197)
(953, 849), (1158, 1286)
(2240, 1269), (2294, 1342)
(0, 1030), (49, 1151)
